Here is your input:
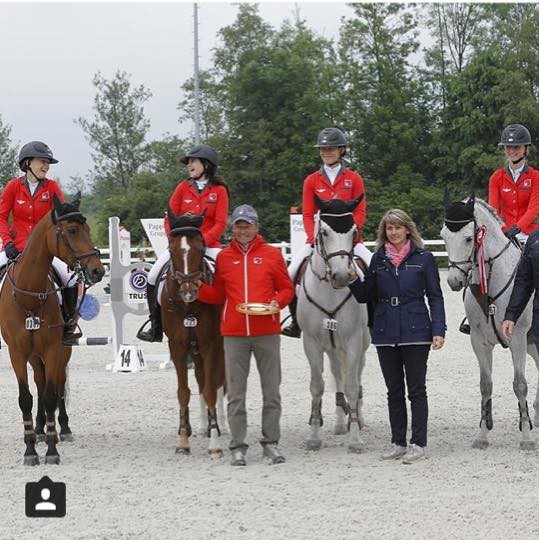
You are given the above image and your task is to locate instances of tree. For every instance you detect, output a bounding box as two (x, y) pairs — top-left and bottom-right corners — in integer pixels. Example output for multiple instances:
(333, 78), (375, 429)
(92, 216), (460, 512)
(76, 70), (153, 193)
(0, 115), (18, 184)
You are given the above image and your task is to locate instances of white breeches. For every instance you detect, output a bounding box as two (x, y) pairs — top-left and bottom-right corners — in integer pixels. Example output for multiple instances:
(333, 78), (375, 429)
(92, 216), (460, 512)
(0, 251), (76, 287)
(147, 247), (222, 286)
(287, 242), (372, 281)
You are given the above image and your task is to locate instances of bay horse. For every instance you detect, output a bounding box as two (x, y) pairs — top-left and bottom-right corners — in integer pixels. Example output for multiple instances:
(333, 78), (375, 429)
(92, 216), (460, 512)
(160, 208), (225, 457)
(0, 192), (105, 465)
(297, 196), (370, 453)
(441, 192), (539, 450)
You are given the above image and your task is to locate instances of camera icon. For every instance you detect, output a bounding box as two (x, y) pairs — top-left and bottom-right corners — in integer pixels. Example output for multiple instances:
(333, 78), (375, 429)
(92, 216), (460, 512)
(25, 476), (66, 518)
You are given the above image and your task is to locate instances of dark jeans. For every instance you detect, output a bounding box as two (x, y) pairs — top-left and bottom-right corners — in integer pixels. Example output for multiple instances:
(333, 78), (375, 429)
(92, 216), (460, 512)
(377, 344), (430, 448)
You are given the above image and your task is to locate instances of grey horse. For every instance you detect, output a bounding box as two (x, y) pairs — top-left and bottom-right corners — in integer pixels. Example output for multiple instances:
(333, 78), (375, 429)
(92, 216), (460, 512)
(441, 192), (539, 450)
(297, 196), (370, 453)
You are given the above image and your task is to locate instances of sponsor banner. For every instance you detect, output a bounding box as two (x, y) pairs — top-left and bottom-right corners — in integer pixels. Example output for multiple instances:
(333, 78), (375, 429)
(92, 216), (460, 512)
(140, 218), (168, 257)
(123, 263), (152, 304)
(290, 214), (307, 260)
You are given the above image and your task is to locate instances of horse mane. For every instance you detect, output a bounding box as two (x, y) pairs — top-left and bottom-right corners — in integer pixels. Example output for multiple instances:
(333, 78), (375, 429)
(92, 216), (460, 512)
(472, 197), (504, 227)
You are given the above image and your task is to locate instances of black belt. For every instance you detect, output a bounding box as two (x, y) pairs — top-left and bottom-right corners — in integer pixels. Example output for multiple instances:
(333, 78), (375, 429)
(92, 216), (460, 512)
(379, 296), (423, 306)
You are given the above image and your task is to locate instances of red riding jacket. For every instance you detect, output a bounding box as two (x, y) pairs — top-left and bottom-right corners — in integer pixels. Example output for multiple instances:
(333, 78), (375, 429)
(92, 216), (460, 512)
(302, 166), (367, 244)
(164, 180), (229, 247)
(0, 176), (64, 251)
(198, 235), (295, 337)
(488, 165), (539, 235)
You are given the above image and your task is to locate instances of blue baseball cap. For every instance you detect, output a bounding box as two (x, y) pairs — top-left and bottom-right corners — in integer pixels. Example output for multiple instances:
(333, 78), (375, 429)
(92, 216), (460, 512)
(231, 204), (258, 224)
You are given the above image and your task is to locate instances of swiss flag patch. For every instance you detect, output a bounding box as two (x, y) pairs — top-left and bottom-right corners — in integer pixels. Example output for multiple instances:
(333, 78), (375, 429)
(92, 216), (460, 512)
(40, 191), (50, 201)
(208, 192), (217, 202)
(253, 257), (262, 264)
(344, 179), (352, 188)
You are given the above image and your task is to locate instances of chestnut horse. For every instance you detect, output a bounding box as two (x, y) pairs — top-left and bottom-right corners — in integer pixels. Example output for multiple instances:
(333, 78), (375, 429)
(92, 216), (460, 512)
(0, 193), (105, 465)
(161, 209), (225, 457)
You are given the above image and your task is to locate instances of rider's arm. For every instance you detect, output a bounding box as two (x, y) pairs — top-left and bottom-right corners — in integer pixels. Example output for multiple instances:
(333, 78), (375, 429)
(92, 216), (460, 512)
(504, 242), (535, 323)
(351, 173), (367, 231)
(516, 173), (539, 232)
(202, 186), (229, 246)
(0, 180), (16, 247)
(302, 175), (316, 245)
(487, 171), (501, 219)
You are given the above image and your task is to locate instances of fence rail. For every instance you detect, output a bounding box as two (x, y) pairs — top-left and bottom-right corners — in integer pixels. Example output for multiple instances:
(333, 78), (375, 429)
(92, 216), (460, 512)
(97, 240), (448, 266)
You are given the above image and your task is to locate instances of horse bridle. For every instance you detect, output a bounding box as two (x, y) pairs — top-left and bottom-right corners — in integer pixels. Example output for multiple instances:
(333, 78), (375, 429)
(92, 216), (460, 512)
(311, 213), (355, 284)
(445, 216), (517, 281)
(55, 212), (100, 283)
(168, 227), (210, 291)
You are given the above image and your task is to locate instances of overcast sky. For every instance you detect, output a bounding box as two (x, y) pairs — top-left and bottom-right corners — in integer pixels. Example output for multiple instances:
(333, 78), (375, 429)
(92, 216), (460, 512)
(0, 1), (358, 184)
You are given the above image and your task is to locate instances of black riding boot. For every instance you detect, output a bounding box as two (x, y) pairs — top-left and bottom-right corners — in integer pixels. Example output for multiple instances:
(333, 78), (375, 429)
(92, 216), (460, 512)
(136, 284), (163, 342)
(281, 296), (301, 338)
(62, 286), (81, 346)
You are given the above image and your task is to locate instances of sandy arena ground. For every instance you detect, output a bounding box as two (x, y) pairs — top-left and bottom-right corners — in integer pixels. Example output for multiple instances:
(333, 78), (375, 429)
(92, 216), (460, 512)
(1, 270), (539, 539)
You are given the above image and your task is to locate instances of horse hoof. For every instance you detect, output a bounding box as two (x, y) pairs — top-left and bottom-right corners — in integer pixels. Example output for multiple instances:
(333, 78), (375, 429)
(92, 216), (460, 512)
(60, 433), (74, 442)
(36, 434), (45, 443)
(23, 455), (40, 466)
(347, 444), (364, 454)
(334, 425), (348, 436)
(175, 447), (191, 455)
(44, 454), (60, 465)
(472, 439), (489, 450)
(305, 440), (321, 451)
(209, 449), (224, 460)
(520, 440), (536, 451)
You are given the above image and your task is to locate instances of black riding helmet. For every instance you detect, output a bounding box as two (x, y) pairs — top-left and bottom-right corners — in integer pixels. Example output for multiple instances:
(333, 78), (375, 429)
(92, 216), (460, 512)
(18, 141), (58, 172)
(314, 128), (347, 148)
(498, 124), (532, 147)
(181, 144), (218, 167)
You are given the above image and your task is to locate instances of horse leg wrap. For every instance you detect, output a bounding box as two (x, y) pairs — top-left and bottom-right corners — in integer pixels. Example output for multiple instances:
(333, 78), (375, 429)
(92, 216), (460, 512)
(309, 400), (323, 427)
(347, 407), (360, 431)
(481, 399), (493, 431)
(179, 410), (192, 437)
(23, 419), (36, 441)
(207, 411), (221, 437)
(518, 401), (533, 432)
(335, 392), (350, 415)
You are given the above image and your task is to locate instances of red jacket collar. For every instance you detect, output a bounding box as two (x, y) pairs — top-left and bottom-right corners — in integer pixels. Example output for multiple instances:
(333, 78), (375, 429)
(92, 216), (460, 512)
(230, 234), (265, 254)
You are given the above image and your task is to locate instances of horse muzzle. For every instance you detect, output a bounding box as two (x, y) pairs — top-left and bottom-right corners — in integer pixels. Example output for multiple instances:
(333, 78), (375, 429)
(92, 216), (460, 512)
(84, 264), (106, 285)
(447, 273), (465, 292)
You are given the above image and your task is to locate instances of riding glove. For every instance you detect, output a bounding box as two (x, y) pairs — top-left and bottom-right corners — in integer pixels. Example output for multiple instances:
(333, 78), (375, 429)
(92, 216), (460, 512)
(504, 225), (521, 240)
(5, 242), (20, 260)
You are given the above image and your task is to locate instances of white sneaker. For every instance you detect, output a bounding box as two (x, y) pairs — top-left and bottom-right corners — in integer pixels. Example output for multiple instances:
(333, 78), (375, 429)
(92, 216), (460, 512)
(402, 443), (425, 464)
(263, 443), (286, 464)
(381, 443), (407, 460)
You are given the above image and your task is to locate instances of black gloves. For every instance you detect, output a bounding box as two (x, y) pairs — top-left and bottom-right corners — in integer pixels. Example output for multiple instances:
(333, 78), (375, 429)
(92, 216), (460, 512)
(504, 225), (521, 240)
(4, 242), (19, 260)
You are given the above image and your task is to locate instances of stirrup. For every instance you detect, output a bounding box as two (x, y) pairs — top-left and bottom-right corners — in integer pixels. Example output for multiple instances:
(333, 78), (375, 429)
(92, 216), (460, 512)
(136, 319), (163, 343)
(281, 321), (301, 338)
(62, 326), (82, 346)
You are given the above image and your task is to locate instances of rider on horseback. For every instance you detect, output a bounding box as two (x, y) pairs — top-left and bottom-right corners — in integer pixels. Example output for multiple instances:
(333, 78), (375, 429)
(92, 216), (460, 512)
(0, 141), (81, 345)
(459, 124), (539, 334)
(282, 127), (372, 338)
(137, 144), (229, 342)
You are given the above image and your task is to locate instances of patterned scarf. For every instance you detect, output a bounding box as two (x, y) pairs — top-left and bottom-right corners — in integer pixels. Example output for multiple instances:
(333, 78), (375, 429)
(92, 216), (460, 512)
(385, 240), (411, 268)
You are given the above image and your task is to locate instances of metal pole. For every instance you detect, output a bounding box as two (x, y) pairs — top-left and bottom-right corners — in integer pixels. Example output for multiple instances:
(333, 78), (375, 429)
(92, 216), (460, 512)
(193, 2), (201, 144)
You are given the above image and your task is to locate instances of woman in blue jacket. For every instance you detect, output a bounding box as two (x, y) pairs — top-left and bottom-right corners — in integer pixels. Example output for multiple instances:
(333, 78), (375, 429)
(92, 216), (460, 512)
(349, 209), (446, 464)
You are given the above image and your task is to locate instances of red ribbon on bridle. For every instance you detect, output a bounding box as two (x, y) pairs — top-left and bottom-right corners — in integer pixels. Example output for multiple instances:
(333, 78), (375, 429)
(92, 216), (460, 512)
(475, 225), (488, 294)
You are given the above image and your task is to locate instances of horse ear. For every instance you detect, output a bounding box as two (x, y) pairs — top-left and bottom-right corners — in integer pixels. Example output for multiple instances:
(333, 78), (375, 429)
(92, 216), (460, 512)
(53, 192), (62, 209)
(71, 191), (82, 209)
(465, 192), (475, 213)
(443, 187), (452, 210)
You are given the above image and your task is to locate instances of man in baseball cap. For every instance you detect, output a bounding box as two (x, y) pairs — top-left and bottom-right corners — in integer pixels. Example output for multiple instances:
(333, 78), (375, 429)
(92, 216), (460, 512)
(198, 203), (294, 466)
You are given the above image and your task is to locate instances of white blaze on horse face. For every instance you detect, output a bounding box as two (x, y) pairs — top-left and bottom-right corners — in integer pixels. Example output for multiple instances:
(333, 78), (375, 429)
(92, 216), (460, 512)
(181, 236), (190, 276)
(441, 222), (475, 291)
